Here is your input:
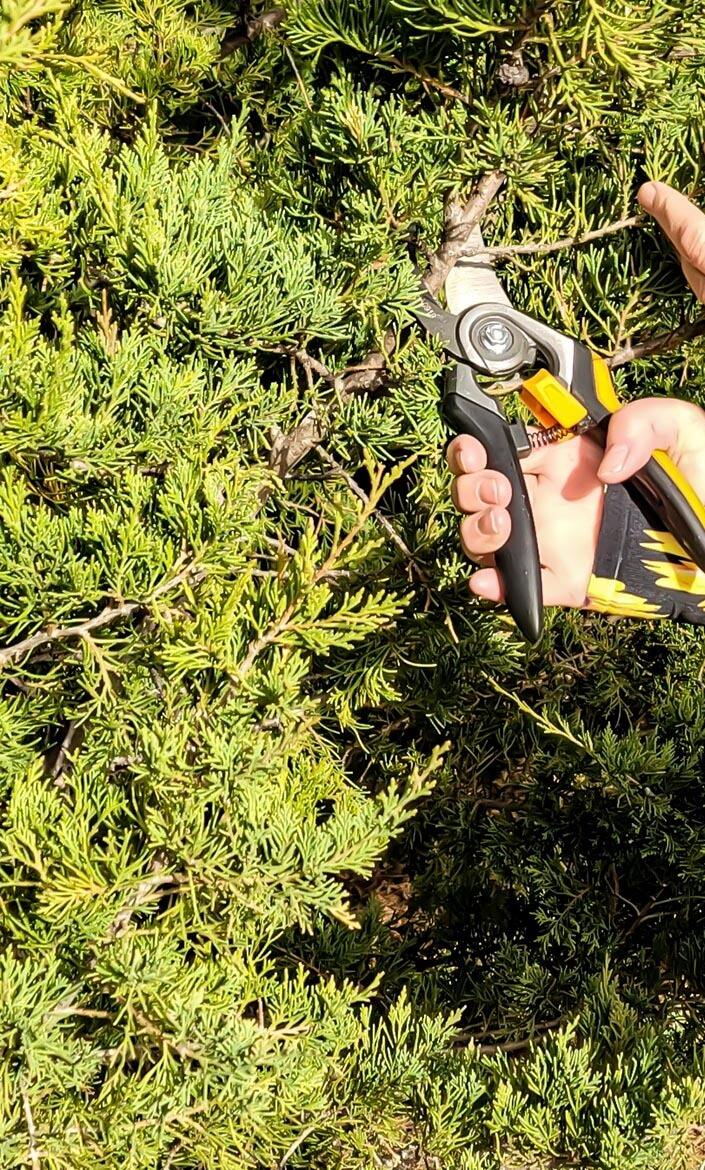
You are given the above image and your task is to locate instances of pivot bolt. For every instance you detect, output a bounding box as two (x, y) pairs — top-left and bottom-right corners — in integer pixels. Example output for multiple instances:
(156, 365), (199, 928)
(478, 319), (514, 356)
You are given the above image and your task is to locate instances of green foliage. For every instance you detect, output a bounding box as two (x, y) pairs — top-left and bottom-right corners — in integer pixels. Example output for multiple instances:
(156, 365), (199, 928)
(1, 0), (705, 1167)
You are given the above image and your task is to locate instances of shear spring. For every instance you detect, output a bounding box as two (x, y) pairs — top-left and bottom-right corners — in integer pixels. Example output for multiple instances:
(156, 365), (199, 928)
(529, 423), (570, 449)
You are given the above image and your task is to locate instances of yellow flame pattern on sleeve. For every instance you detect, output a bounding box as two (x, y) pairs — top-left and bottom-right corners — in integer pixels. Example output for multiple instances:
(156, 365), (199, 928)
(586, 576), (667, 619)
(636, 530), (705, 610)
(641, 558), (705, 595)
(640, 530), (689, 558)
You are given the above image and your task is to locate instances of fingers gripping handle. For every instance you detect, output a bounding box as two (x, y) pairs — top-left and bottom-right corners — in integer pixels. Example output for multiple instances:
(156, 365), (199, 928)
(631, 451), (705, 569)
(574, 352), (705, 572)
(444, 390), (544, 643)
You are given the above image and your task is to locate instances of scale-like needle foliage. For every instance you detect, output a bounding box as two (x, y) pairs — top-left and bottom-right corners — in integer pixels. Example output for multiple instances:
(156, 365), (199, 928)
(1, 2), (705, 1168)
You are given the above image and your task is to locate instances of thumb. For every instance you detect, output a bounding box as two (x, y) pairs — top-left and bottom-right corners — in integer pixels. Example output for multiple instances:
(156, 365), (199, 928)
(597, 400), (678, 484)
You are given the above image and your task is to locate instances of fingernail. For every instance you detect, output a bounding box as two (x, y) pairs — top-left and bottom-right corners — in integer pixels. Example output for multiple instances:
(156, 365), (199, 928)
(479, 509), (501, 535)
(601, 443), (630, 476)
(479, 479), (500, 505)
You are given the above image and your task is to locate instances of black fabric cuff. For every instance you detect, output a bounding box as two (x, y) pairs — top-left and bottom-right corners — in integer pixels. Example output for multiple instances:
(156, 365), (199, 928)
(588, 481), (705, 624)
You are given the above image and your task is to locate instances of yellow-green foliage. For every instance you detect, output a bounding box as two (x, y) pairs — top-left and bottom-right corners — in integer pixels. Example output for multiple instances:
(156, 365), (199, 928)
(1, 2), (705, 1168)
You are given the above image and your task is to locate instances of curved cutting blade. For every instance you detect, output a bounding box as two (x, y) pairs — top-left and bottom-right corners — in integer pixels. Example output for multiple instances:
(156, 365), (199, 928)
(445, 225), (511, 314)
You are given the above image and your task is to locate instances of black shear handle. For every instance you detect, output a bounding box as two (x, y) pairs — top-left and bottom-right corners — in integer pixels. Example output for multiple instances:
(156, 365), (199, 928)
(631, 454), (705, 568)
(444, 388), (544, 644)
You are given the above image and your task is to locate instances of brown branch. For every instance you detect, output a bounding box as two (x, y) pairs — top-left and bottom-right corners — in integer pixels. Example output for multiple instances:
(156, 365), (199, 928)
(316, 446), (430, 584)
(381, 56), (470, 104)
(220, 8), (285, 56)
(424, 170), (506, 297)
(52, 1006), (114, 1021)
(266, 345), (343, 390)
(265, 341), (394, 487)
(109, 863), (183, 938)
(620, 884), (669, 942)
(131, 1006), (201, 1062)
(278, 1120), (329, 1170)
(340, 345), (393, 393)
(264, 172), (506, 481)
(455, 1015), (565, 1053)
(472, 214), (642, 261)
(0, 564), (204, 672)
(608, 316), (705, 368)
(48, 721), (79, 788)
(268, 413), (325, 481)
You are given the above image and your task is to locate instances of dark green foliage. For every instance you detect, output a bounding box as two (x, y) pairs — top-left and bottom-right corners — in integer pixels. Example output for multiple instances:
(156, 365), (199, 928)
(1, 1), (705, 1167)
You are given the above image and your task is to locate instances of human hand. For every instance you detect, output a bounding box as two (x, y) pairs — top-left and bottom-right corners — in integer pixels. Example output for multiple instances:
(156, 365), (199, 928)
(448, 399), (705, 610)
(449, 180), (705, 611)
(637, 180), (705, 301)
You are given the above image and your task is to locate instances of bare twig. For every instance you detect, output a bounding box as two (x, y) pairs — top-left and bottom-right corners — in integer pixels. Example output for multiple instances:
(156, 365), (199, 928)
(620, 884), (669, 941)
(49, 721), (79, 788)
(220, 8), (285, 55)
(266, 345), (343, 390)
(341, 344), (394, 394)
(609, 316), (705, 368)
(0, 564), (204, 671)
(380, 56), (470, 104)
(316, 446), (430, 584)
(278, 1123), (320, 1169)
(455, 1015), (565, 1053)
(52, 1006), (114, 1021)
(263, 535), (297, 557)
(471, 214), (642, 261)
(109, 863), (183, 937)
(268, 413), (325, 481)
(424, 170), (506, 297)
(132, 1006), (201, 1062)
(264, 344), (395, 487)
(21, 1088), (41, 1170)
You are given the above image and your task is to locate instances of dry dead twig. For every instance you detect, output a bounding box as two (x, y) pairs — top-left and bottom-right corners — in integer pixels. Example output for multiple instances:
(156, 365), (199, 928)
(472, 214), (642, 261)
(455, 1014), (566, 1054)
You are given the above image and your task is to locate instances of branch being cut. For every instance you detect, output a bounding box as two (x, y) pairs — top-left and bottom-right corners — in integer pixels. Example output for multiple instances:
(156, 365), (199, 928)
(265, 172), (507, 483)
(423, 170), (506, 297)
(609, 316), (705, 368)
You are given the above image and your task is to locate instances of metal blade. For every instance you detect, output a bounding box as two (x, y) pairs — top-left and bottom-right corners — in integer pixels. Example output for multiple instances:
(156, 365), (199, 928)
(411, 290), (466, 359)
(445, 225), (511, 315)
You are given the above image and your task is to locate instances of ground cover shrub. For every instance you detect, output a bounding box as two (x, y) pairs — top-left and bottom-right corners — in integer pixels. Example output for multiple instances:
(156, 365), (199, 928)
(1, 2), (705, 1167)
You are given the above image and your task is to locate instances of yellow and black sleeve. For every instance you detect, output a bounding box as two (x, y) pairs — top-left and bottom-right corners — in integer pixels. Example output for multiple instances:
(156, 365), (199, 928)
(587, 480), (705, 623)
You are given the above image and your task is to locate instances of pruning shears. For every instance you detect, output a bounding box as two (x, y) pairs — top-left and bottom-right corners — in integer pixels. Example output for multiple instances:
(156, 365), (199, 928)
(414, 234), (705, 644)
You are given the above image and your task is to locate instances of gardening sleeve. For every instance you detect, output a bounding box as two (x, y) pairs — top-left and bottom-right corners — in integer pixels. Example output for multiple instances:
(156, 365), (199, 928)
(587, 479), (705, 622)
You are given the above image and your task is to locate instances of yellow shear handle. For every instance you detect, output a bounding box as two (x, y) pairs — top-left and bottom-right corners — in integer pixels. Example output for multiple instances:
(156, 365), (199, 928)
(520, 358), (705, 572)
